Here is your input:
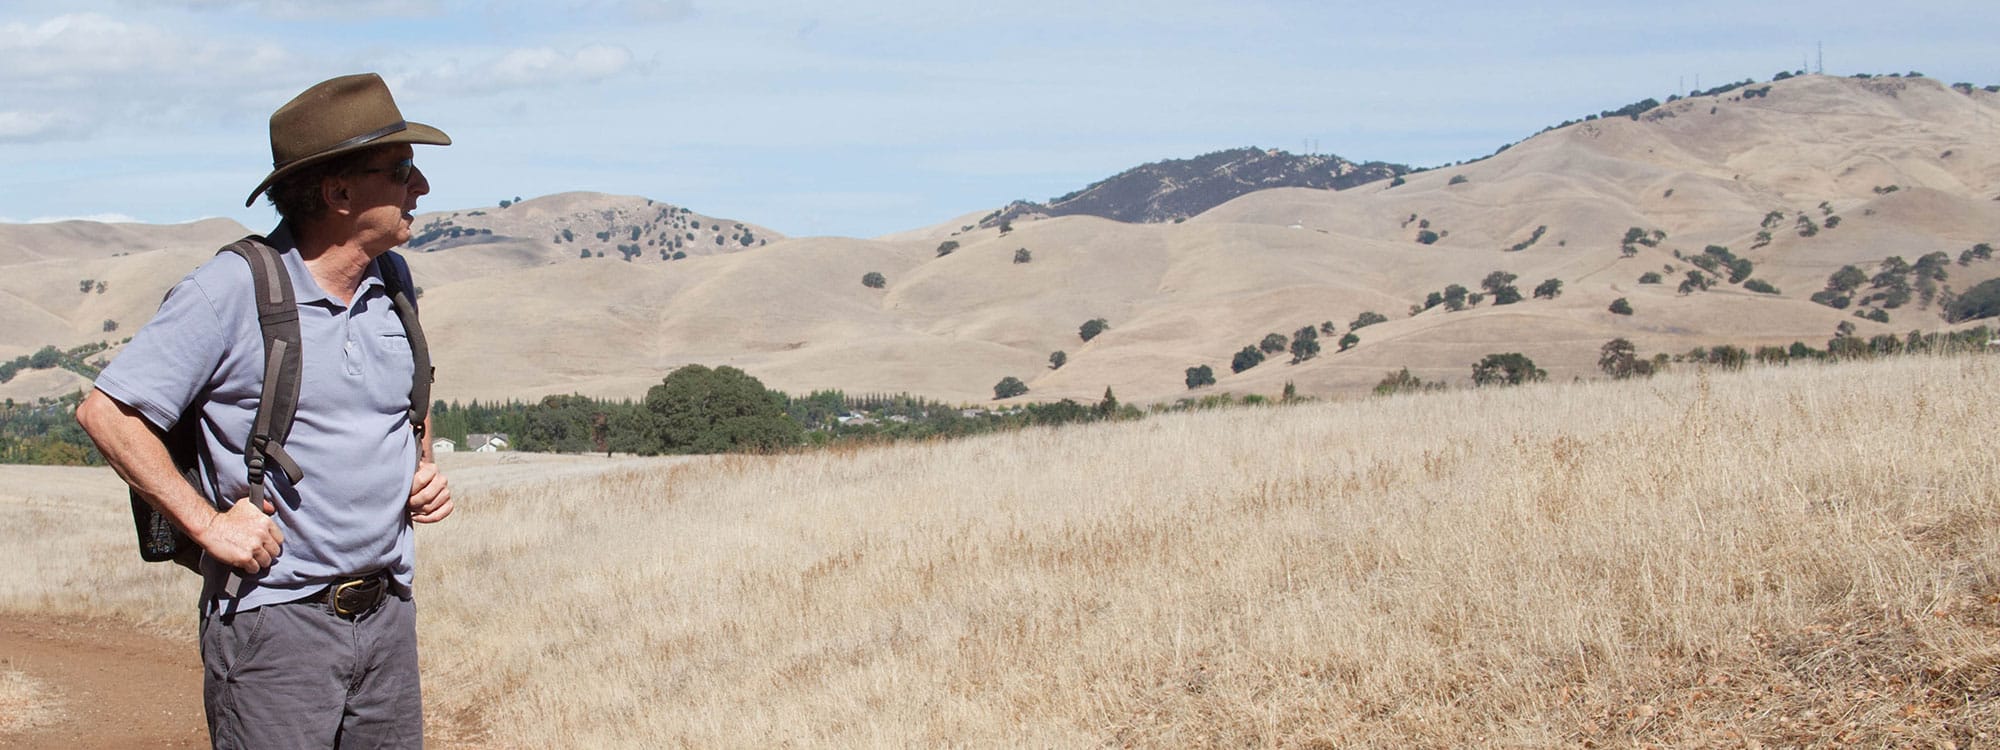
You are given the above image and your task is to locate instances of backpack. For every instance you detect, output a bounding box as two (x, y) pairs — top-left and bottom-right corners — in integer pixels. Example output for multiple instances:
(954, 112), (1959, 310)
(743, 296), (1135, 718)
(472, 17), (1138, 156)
(130, 235), (433, 571)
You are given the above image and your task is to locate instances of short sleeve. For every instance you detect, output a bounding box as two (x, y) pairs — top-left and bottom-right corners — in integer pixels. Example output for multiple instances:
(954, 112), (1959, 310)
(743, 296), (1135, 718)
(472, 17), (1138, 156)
(92, 273), (232, 432)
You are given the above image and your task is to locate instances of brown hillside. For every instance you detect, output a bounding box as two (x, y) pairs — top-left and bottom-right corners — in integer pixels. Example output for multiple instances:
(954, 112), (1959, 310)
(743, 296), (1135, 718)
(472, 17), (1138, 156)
(5, 74), (1997, 407)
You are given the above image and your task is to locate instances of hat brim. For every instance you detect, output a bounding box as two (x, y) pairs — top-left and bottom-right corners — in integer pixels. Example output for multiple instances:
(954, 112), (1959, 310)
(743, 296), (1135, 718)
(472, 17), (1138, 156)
(244, 121), (451, 207)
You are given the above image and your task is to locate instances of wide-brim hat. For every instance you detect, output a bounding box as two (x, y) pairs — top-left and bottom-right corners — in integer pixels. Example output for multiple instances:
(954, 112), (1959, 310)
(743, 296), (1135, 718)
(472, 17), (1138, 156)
(245, 73), (451, 207)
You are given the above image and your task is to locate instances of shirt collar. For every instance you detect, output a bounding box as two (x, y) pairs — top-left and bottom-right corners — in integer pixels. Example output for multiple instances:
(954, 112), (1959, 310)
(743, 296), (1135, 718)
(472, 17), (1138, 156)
(266, 221), (388, 308)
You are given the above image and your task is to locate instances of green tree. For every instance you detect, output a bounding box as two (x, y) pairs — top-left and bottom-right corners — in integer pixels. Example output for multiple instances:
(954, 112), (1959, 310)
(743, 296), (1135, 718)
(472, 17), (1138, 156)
(1677, 271), (1711, 295)
(1639, 272), (1662, 284)
(1471, 353), (1546, 387)
(1231, 346), (1265, 373)
(1079, 318), (1110, 342)
(1945, 278), (2000, 322)
(1048, 350), (1067, 370)
(1289, 326), (1320, 363)
(1597, 338), (1654, 379)
(1442, 284), (1470, 311)
(993, 376), (1028, 399)
(1828, 265), (1867, 292)
(1338, 332), (1359, 351)
(1259, 333), (1288, 354)
(1184, 365), (1215, 389)
(862, 271), (886, 288)
(1096, 387), (1119, 417)
(641, 365), (800, 454)
(1349, 311), (1387, 330)
(937, 240), (959, 257)
(1014, 248), (1032, 264)
(1532, 278), (1563, 299)
(1608, 298), (1634, 315)
(28, 346), (61, 370)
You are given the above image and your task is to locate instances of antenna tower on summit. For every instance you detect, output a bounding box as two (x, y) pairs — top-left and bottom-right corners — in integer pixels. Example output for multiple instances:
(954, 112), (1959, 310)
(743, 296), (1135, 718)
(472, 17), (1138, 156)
(1816, 42), (1824, 74)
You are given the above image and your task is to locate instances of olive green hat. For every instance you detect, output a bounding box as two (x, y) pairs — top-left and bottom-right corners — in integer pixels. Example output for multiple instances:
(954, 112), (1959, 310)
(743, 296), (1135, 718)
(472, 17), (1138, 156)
(245, 73), (451, 207)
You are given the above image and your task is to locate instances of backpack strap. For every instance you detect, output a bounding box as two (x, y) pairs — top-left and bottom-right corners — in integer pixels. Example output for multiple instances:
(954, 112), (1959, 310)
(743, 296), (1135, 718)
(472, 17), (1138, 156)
(218, 237), (306, 503)
(375, 250), (433, 436)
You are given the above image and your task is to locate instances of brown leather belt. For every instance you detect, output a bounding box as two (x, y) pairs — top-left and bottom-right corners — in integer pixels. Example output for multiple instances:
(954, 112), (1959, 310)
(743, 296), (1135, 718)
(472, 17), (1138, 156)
(309, 573), (389, 618)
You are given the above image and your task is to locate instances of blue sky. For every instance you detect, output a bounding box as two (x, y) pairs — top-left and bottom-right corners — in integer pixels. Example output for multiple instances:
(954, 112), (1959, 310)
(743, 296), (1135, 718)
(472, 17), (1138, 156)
(3, 1), (1997, 238)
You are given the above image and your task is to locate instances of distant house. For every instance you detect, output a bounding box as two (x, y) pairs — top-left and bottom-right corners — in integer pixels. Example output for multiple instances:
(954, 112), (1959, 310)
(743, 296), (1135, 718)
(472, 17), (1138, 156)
(430, 437), (456, 455)
(466, 433), (511, 453)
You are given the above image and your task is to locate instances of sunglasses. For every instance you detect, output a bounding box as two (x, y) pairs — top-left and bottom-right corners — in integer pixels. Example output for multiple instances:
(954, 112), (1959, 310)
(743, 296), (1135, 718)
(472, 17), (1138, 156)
(360, 158), (416, 185)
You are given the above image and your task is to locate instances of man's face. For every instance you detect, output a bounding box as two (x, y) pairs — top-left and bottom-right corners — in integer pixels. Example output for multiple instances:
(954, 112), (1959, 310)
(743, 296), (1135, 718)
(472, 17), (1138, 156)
(347, 144), (429, 253)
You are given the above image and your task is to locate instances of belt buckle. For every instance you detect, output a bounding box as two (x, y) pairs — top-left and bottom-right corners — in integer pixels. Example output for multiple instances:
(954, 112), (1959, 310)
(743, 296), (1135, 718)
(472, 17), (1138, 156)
(330, 577), (377, 617)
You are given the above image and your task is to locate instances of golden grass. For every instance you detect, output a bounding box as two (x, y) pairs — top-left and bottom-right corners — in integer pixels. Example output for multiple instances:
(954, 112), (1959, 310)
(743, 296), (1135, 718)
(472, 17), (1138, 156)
(3, 354), (1996, 746)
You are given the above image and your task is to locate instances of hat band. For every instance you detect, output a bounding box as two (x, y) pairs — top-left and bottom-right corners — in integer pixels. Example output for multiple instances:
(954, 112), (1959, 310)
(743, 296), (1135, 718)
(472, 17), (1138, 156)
(277, 120), (409, 169)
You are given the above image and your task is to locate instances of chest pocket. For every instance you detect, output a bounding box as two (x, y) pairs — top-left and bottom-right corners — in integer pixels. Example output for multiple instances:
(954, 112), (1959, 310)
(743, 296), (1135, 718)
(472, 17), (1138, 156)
(376, 333), (412, 354)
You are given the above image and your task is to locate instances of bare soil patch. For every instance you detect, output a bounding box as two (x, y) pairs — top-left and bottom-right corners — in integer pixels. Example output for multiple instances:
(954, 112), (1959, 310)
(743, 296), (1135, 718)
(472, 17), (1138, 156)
(0, 614), (206, 749)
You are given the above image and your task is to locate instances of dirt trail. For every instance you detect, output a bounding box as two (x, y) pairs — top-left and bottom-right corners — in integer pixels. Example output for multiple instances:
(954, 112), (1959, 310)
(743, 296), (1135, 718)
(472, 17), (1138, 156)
(0, 614), (207, 749)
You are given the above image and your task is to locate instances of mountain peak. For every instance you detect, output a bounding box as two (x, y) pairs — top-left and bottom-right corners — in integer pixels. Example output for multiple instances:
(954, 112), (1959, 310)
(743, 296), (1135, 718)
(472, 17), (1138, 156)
(983, 147), (1409, 228)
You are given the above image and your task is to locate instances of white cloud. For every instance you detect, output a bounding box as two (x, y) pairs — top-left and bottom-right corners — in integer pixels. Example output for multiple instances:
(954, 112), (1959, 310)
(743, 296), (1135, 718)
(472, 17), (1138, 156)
(0, 13), (291, 89)
(0, 110), (83, 143)
(494, 45), (635, 86)
(405, 44), (639, 95)
(117, 0), (443, 20)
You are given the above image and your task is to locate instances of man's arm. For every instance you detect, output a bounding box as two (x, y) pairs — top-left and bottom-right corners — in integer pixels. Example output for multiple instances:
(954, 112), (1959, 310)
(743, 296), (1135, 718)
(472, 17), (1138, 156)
(76, 388), (284, 573)
(408, 414), (452, 523)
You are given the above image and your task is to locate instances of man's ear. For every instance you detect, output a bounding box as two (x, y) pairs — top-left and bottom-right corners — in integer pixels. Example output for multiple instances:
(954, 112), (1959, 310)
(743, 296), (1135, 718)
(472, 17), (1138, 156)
(320, 174), (353, 217)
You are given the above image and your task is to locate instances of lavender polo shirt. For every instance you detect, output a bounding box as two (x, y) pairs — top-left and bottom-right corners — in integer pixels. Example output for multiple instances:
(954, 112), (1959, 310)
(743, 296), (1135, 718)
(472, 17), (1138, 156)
(94, 223), (419, 611)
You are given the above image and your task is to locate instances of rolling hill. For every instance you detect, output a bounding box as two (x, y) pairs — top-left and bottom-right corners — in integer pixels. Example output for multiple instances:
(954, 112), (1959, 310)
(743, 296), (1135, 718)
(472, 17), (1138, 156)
(2, 73), (1996, 408)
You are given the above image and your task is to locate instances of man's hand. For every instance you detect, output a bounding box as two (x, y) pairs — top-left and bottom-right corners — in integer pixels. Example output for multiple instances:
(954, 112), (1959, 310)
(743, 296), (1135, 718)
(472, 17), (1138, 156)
(196, 497), (283, 575)
(408, 460), (453, 523)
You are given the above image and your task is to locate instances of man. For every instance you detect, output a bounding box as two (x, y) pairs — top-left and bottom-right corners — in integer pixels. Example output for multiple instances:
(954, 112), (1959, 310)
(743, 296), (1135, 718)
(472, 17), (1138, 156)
(76, 73), (455, 748)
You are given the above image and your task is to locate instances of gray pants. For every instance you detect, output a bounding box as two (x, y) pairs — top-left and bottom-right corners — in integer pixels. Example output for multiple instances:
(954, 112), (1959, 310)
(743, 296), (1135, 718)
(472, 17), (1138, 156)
(200, 592), (423, 749)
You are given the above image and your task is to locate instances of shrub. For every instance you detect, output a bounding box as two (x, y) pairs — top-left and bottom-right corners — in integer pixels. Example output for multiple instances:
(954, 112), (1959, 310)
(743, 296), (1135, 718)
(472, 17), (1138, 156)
(1416, 229), (1440, 245)
(1448, 174), (1468, 185)
(1350, 311), (1388, 330)
(1048, 351), (1066, 370)
(1471, 353), (1546, 387)
(861, 272), (886, 289)
(1013, 248), (1031, 264)
(1507, 225), (1548, 252)
(1609, 298), (1634, 315)
(1184, 365), (1215, 389)
(1079, 318), (1109, 342)
(1639, 272), (1663, 284)
(1532, 278), (1563, 299)
(102, 319), (118, 333)
(1338, 332), (1360, 351)
(1743, 279), (1781, 295)
(937, 241), (959, 257)
(1231, 346), (1265, 373)
(1373, 368), (1433, 396)
(1810, 290), (1851, 309)
(993, 376), (1028, 400)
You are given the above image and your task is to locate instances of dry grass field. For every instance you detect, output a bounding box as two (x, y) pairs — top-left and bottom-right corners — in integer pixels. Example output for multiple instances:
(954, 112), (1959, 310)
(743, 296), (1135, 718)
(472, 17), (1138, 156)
(4, 353), (1995, 747)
